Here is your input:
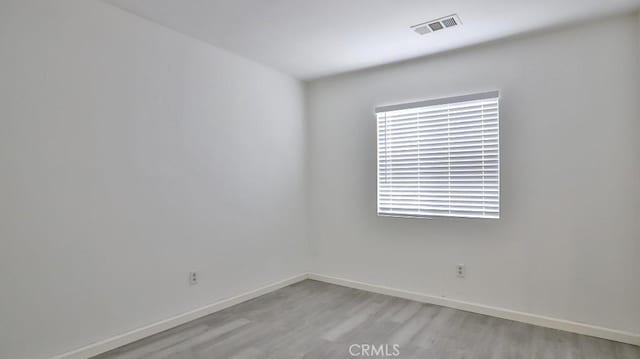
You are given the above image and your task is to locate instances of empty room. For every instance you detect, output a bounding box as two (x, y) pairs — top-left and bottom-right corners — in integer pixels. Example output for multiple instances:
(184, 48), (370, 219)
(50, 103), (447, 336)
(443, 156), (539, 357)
(2, 0), (640, 358)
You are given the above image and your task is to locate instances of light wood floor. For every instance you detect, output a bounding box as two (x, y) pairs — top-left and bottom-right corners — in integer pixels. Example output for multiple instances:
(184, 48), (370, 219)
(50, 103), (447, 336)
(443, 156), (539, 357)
(95, 280), (640, 359)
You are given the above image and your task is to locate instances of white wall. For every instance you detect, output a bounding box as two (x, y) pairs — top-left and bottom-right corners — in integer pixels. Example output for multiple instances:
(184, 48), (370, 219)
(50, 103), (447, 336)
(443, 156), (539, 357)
(307, 14), (640, 335)
(0, 1), (307, 358)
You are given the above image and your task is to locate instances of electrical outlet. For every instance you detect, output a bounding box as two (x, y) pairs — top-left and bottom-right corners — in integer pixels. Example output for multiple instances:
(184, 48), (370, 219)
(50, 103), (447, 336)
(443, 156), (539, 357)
(189, 272), (198, 285)
(456, 264), (465, 278)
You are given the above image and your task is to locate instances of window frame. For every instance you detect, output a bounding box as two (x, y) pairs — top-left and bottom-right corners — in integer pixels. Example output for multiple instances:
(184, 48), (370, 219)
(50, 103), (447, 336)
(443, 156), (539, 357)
(375, 91), (500, 220)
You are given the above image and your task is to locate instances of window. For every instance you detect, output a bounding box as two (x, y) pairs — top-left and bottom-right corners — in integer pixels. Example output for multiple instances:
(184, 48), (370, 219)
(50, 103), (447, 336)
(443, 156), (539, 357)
(376, 91), (500, 219)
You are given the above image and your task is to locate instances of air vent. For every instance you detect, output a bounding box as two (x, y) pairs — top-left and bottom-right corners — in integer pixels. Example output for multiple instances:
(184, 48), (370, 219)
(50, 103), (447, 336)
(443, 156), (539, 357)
(428, 22), (444, 31)
(411, 14), (461, 35)
(442, 17), (458, 27)
(412, 25), (431, 35)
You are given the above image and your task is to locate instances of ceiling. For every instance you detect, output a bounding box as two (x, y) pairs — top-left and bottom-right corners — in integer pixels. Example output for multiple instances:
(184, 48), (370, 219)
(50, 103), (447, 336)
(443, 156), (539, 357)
(105, 0), (640, 80)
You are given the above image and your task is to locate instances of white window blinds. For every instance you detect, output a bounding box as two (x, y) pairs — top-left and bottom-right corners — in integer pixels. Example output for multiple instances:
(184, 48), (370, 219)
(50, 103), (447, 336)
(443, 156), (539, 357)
(376, 91), (500, 219)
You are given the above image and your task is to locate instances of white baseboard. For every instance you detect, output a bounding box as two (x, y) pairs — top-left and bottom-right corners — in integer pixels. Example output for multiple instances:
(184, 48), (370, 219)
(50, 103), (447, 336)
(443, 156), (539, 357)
(50, 271), (639, 358)
(51, 273), (309, 359)
(308, 273), (640, 346)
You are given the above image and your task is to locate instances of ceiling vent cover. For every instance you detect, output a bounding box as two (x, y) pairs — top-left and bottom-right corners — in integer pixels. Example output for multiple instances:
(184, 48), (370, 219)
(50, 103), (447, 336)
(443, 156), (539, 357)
(411, 14), (461, 35)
